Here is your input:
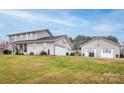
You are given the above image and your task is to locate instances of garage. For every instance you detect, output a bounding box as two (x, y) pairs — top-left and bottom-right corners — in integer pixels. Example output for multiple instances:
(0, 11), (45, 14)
(55, 45), (66, 56)
(101, 49), (113, 58)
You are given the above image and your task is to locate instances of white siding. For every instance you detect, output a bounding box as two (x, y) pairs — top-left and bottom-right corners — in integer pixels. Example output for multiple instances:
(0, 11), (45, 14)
(26, 37), (72, 55)
(55, 46), (66, 55)
(36, 31), (51, 39)
(27, 43), (52, 55)
(81, 39), (120, 58)
(9, 31), (51, 42)
(54, 37), (72, 54)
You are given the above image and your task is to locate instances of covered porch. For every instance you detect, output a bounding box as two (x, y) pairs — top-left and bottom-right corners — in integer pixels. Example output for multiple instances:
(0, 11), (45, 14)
(13, 43), (27, 54)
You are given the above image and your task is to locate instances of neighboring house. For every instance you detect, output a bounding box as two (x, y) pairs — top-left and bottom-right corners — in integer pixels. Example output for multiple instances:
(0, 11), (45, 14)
(7, 29), (73, 55)
(80, 37), (120, 58)
(120, 42), (124, 55)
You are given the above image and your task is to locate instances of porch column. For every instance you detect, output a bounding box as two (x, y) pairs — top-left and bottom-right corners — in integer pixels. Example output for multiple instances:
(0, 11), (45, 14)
(23, 44), (25, 53)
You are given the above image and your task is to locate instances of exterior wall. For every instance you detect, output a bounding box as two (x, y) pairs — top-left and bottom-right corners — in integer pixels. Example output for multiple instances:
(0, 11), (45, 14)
(54, 37), (72, 53)
(120, 42), (124, 55)
(26, 37), (72, 55)
(27, 42), (52, 55)
(36, 31), (51, 39)
(81, 39), (120, 58)
(9, 31), (51, 42)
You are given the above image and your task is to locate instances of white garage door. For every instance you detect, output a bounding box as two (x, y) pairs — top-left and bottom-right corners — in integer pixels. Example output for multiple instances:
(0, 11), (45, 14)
(55, 46), (66, 56)
(101, 49), (113, 58)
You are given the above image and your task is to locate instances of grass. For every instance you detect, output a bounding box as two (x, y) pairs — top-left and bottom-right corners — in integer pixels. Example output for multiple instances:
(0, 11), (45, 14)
(0, 55), (124, 84)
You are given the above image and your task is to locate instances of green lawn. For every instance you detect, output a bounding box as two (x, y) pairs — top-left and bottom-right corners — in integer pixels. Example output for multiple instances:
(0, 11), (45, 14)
(0, 55), (124, 84)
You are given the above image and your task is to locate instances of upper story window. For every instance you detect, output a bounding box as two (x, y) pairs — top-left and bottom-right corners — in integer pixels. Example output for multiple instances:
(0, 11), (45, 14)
(11, 37), (13, 42)
(21, 35), (23, 39)
(26, 34), (29, 40)
(30, 33), (33, 40)
(11, 36), (15, 41)
(23, 34), (26, 40)
(18, 35), (21, 40)
(14, 36), (17, 41)
(33, 33), (36, 39)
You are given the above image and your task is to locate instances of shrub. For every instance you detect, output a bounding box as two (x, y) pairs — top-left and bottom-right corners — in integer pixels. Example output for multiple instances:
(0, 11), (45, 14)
(29, 52), (34, 55)
(18, 52), (24, 55)
(15, 48), (19, 55)
(39, 51), (47, 55)
(76, 52), (81, 56)
(89, 52), (94, 57)
(70, 53), (75, 56)
(120, 54), (124, 58)
(116, 54), (119, 58)
(78, 53), (81, 56)
(3, 49), (12, 54)
(66, 52), (69, 56)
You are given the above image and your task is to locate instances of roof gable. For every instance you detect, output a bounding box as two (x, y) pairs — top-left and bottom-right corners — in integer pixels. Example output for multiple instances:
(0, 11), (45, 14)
(54, 35), (74, 49)
(80, 37), (120, 47)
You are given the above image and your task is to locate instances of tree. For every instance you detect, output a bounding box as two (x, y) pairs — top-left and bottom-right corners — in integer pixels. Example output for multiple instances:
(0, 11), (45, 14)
(105, 35), (118, 43)
(69, 37), (73, 43)
(69, 34), (92, 50)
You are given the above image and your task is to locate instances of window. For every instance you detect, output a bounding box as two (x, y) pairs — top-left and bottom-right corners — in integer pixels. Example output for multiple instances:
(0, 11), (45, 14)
(33, 33), (36, 39)
(26, 34), (29, 40)
(103, 49), (111, 53)
(24, 34), (26, 40)
(87, 49), (94, 53)
(15, 36), (17, 41)
(13, 36), (15, 41)
(11, 37), (13, 42)
(20, 35), (23, 40)
(33, 43), (36, 50)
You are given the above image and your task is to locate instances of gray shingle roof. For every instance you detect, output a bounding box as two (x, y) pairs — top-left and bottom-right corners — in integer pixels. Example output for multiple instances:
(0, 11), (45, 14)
(37, 35), (66, 41)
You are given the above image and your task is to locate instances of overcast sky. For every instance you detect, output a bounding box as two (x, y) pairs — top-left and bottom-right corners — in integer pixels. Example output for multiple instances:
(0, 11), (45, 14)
(0, 9), (124, 42)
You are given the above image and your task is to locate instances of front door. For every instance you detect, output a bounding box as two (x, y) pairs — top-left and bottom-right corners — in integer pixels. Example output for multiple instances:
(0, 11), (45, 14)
(19, 44), (23, 52)
(24, 44), (27, 52)
(86, 49), (96, 57)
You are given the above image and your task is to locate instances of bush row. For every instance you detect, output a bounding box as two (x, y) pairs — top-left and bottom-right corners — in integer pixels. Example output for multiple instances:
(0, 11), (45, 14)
(2, 49), (124, 58)
(3, 49), (12, 54)
(66, 52), (80, 56)
(2, 50), (76, 56)
(29, 51), (47, 55)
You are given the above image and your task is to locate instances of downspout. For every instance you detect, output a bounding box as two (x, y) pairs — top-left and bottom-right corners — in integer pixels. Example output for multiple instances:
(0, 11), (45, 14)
(49, 40), (55, 57)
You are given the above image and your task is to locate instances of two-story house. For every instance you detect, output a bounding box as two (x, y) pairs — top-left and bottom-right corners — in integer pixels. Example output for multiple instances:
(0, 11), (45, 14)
(8, 29), (73, 55)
